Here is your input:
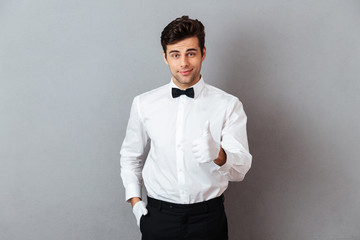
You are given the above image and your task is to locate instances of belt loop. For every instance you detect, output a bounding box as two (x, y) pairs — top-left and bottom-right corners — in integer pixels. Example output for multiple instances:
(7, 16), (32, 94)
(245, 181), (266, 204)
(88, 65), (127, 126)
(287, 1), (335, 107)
(204, 201), (209, 212)
(158, 200), (162, 211)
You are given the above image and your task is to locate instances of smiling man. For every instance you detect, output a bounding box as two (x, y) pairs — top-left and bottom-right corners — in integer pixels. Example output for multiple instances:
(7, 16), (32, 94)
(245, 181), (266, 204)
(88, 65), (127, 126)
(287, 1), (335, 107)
(164, 36), (205, 89)
(120, 16), (252, 240)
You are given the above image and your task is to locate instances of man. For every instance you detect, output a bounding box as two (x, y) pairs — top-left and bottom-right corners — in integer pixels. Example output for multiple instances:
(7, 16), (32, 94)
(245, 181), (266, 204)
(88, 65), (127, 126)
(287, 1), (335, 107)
(120, 16), (252, 240)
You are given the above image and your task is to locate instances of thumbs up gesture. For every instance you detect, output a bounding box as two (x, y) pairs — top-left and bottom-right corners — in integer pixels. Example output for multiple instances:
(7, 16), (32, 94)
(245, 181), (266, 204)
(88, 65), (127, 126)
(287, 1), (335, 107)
(192, 121), (221, 163)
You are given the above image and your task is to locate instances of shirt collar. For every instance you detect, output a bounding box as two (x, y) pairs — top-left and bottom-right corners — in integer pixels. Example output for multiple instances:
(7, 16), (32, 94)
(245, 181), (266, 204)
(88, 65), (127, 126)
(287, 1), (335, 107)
(169, 76), (205, 99)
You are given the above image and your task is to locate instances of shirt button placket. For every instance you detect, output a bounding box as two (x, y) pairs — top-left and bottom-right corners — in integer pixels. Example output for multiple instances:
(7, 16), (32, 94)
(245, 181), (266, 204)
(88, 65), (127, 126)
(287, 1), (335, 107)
(176, 95), (187, 202)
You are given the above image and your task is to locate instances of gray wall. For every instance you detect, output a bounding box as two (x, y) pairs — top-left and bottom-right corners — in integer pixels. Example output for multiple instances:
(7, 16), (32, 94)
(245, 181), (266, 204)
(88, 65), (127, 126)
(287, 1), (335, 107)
(1, 1), (359, 239)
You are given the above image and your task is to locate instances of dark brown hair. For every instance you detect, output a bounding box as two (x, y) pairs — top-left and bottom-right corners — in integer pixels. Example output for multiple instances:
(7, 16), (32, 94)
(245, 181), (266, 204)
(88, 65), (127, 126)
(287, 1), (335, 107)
(161, 16), (205, 57)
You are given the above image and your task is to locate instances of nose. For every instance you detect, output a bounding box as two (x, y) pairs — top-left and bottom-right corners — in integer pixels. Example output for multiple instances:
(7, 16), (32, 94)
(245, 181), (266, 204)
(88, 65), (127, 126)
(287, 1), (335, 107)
(180, 56), (189, 68)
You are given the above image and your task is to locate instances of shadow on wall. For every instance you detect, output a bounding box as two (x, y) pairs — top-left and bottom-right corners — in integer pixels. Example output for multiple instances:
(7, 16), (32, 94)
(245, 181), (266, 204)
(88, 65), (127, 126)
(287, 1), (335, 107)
(220, 32), (277, 240)
(220, 32), (335, 239)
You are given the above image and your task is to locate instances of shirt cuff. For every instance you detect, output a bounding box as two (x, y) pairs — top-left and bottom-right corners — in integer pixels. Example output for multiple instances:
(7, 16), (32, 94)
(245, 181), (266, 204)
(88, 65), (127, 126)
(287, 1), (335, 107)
(125, 183), (142, 202)
(216, 150), (235, 175)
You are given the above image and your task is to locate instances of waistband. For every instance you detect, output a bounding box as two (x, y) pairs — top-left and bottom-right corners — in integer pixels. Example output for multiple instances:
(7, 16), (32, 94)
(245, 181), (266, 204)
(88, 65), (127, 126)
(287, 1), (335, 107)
(147, 195), (225, 213)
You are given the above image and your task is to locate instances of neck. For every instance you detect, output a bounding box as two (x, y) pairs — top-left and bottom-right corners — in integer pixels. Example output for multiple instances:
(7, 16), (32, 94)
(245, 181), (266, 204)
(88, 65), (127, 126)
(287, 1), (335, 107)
(172, 75), (202, 90)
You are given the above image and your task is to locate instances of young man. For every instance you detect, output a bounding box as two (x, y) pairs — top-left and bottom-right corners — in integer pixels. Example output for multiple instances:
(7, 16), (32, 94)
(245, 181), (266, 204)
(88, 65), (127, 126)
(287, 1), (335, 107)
(120, 16), (252, 240)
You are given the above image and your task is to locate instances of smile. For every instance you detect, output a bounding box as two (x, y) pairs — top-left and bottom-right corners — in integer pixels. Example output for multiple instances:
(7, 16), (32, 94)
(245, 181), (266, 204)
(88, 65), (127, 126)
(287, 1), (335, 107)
(179, 69), (193, 75)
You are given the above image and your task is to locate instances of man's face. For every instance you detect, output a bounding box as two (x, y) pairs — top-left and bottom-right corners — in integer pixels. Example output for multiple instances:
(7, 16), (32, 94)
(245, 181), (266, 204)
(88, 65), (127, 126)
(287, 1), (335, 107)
(163, 36), (206, 90)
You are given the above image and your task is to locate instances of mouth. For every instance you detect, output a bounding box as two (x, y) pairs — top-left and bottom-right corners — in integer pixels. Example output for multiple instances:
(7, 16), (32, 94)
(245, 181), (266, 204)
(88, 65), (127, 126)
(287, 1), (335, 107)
(179, 69), (193, 76)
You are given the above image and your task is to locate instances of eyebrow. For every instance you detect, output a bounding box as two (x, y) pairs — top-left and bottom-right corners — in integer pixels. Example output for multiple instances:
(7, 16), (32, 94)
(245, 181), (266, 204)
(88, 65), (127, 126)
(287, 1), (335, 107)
(168, 48), (198, 54)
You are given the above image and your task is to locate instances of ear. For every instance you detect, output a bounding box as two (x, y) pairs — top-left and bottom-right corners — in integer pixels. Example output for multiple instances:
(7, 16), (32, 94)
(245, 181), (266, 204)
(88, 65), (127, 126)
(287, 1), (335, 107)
(162, 51), (169, 65)
(201, 46), (207, 62)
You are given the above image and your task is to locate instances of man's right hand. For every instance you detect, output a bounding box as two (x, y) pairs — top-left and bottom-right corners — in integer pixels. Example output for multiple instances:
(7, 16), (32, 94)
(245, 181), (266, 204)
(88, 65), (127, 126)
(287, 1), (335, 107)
(132, 200), (148, 227)
(130, 197), (141, 207)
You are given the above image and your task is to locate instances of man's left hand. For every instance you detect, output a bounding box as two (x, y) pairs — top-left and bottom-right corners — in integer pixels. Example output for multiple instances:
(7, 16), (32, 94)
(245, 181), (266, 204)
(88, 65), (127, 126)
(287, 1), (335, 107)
(192, 121), (220, 163)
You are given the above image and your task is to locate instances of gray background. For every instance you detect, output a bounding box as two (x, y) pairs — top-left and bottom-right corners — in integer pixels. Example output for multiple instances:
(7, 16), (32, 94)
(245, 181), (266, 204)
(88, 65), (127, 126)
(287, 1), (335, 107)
(1, 0), (359, 239)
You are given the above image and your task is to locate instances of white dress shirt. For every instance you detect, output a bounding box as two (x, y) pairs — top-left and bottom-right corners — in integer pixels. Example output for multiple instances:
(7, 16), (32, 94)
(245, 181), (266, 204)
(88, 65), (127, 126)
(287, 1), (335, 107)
(120, 77), (252, 204)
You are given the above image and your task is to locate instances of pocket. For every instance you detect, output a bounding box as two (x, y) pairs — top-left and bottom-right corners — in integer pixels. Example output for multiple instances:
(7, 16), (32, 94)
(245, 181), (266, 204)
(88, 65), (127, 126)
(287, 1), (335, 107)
(139, 214), (145, 232)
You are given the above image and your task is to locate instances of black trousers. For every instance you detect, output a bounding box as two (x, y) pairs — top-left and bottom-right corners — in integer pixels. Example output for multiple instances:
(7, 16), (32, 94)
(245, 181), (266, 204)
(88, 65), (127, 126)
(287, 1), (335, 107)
(140, 195), (228, 240)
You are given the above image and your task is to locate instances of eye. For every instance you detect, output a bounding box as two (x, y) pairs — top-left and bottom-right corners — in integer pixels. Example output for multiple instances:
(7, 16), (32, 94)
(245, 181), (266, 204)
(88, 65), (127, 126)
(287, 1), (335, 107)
(172, 54), (179, 58)
(188, 52), (195, 57)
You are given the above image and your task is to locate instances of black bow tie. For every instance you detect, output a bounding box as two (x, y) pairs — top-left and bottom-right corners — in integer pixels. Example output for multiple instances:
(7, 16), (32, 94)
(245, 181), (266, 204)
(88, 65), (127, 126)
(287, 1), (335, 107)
(172, 87), (195, 98)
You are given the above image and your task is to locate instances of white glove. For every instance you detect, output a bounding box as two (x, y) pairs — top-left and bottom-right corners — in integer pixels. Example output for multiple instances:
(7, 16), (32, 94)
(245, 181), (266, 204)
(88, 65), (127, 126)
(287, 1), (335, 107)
(132, 201), (148, 227)
(192, 121), (220, 163)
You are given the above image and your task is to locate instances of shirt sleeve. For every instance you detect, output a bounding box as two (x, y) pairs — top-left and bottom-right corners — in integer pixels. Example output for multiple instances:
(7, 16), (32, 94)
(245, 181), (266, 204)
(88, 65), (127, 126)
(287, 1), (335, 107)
(216, 98), (252, 181)
(120, 96), (149, 202)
